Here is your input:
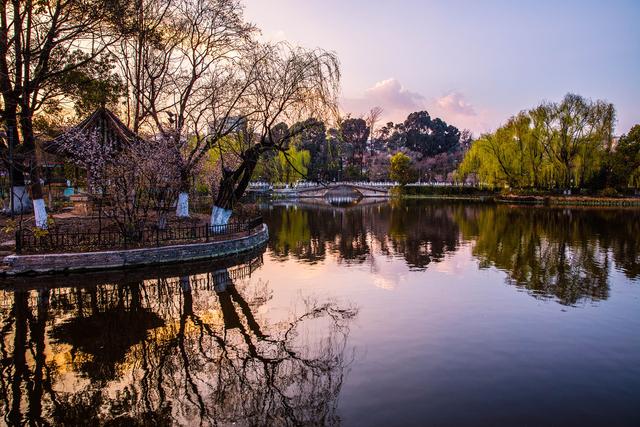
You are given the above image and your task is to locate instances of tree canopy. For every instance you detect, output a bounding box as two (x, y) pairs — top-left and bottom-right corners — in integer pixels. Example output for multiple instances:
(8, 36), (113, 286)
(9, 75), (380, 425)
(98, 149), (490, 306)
(389, 152), (417, 186)
(459, 93), (619, 190)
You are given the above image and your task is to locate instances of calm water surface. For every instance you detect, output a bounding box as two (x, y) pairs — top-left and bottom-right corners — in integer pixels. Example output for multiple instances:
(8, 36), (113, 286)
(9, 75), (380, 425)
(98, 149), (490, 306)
(1, 200), (639, 426)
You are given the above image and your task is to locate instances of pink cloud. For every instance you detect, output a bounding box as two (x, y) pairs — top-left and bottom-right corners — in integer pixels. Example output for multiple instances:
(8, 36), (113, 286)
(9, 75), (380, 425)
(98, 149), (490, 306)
(435, 91), (476, 116)
(341, 78), (426, 122)
(429, 91), (497, 135)
(363, 78), (425, 111)
(341, 78), (494, 135)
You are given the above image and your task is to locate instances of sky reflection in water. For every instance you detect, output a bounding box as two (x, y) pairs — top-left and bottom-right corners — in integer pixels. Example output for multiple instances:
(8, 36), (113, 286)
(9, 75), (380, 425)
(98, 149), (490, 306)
(1, 200), (639, 426)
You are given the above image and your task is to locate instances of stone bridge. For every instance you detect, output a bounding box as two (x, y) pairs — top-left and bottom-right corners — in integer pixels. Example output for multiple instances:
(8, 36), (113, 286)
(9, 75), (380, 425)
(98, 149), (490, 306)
(273, 183), (390, 201)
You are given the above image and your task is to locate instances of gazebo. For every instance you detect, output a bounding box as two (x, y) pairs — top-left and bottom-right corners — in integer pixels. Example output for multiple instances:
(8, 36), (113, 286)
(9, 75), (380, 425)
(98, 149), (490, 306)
(41, 107), (138, 214)
(43, 107), (138, 158)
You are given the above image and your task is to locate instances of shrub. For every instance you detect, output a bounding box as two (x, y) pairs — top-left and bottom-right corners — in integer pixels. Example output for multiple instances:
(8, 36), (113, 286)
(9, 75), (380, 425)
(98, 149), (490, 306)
(389, 152), (418, 185)
(600, 187), (619, 197)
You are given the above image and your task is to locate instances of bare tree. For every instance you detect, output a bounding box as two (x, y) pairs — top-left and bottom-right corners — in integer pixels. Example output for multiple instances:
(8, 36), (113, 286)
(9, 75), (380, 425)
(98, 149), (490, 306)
(112, 0), (172, 134)
(365, 106), (383, 154)
(114, 0), (256, 218)
(210, 43), (340, 226)
(0, 0), (122, 227)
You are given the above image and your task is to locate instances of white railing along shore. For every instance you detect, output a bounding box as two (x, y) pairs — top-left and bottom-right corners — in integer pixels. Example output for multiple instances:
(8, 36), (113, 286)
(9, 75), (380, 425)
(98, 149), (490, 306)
(248, 181), (484, 190)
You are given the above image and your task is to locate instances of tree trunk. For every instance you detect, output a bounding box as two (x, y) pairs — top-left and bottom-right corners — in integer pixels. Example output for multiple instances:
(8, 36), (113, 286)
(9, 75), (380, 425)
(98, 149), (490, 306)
(3, 106), (31, 213)
(28, 160), (48, 229)
(211, 150), (258, 226)
(176, 192), (189, 218)
(20, 106), (48, 228)
(210, 205), (233, 227)
(176, 171), (190, 218)
(157, 210), (168, 230)
(9, 168), (31, 214)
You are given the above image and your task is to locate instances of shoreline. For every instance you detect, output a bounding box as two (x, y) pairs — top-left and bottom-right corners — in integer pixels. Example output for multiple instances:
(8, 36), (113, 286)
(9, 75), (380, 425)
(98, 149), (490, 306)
(2, 223), (269, 276)
(392, 193), (640, 207)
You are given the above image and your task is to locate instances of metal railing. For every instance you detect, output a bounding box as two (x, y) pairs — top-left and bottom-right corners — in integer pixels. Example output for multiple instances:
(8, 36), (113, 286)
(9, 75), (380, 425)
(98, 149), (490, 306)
(15, 216), (264, 255)
(248, 180), (484, 189)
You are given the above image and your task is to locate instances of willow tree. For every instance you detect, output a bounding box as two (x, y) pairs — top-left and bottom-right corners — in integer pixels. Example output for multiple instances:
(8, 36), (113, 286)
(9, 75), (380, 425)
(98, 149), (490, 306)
(610, 125), (640, 188)
(534, 93), (615, 189)
(0, 0), (122, 227)
(459, 112), (545, 188)
(210, 43), (340, 226)
(276, 145), (310, 183)
(459, 94), (615, 190)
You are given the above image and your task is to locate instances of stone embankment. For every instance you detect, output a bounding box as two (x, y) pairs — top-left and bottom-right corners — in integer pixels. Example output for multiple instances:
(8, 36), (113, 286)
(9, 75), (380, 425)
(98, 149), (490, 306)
(2, 224), (268, 276)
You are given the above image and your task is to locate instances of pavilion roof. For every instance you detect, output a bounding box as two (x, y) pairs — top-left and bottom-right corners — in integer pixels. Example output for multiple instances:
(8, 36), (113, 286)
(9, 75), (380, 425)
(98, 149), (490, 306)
(43, 107), (138, 157)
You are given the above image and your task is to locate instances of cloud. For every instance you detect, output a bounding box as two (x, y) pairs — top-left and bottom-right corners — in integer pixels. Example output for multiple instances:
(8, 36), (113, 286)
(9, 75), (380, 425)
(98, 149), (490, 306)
(341, 78), (426, 122)
(341, 78), (493, 135)
(363, 78), (426, 111)
(430, 91), (497, 134)
(434, 91), (477, 116)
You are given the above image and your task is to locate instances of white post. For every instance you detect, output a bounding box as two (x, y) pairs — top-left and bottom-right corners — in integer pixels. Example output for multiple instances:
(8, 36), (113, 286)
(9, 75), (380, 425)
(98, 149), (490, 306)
(176, 192), (190, 218)
(33, 198), (48, 229)
(8, 185), (31, 214)
(210, 205), (232, 227)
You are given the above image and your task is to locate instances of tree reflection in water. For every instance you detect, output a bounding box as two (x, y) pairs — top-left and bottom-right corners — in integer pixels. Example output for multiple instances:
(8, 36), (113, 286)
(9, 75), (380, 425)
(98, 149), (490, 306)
(456, 206), (640, 305)
(1, 201), (638, 424)
(265, 200), (461, 269)
(0, 251), (357, 425)
(264, 201), (640, 305)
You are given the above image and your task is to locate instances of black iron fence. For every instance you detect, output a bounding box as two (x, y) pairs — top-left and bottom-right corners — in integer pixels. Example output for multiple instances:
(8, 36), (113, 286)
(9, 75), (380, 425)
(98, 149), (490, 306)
(15, 216), (264, 255)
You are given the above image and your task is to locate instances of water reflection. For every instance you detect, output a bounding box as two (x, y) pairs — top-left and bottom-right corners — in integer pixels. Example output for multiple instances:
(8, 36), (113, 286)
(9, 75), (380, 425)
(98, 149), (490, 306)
(263, 201), (640, 305)
(1, 201), (639, 425)
(0, 250), (357, 425)
(265, 200), (460, 269)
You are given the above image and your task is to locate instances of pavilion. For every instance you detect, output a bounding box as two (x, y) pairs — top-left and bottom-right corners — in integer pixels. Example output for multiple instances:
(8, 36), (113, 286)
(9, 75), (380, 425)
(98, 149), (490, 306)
(43, 106), (138, 160)
(38, 107), (139, 211)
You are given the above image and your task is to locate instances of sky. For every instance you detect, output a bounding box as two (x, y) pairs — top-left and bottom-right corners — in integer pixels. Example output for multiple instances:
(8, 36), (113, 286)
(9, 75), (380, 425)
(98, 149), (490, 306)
(243, 0), (639, 136)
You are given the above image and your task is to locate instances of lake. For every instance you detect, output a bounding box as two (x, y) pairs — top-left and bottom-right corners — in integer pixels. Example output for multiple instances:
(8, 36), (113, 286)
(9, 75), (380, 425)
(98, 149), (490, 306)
(1, 200), (639, 426)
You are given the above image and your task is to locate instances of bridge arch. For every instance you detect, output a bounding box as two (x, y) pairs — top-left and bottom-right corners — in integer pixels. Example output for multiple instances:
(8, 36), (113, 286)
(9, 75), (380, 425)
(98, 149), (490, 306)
(291, 183), (390, 199)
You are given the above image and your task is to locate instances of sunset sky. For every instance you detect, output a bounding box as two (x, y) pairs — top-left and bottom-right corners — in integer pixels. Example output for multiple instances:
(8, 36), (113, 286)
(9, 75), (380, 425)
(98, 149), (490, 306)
(243, 0), (639, 136)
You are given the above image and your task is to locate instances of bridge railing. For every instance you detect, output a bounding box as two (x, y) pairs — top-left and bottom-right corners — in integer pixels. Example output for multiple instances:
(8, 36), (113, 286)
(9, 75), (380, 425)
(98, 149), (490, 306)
(249, 181), (483, 190)
(249, 181), (398, 190)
